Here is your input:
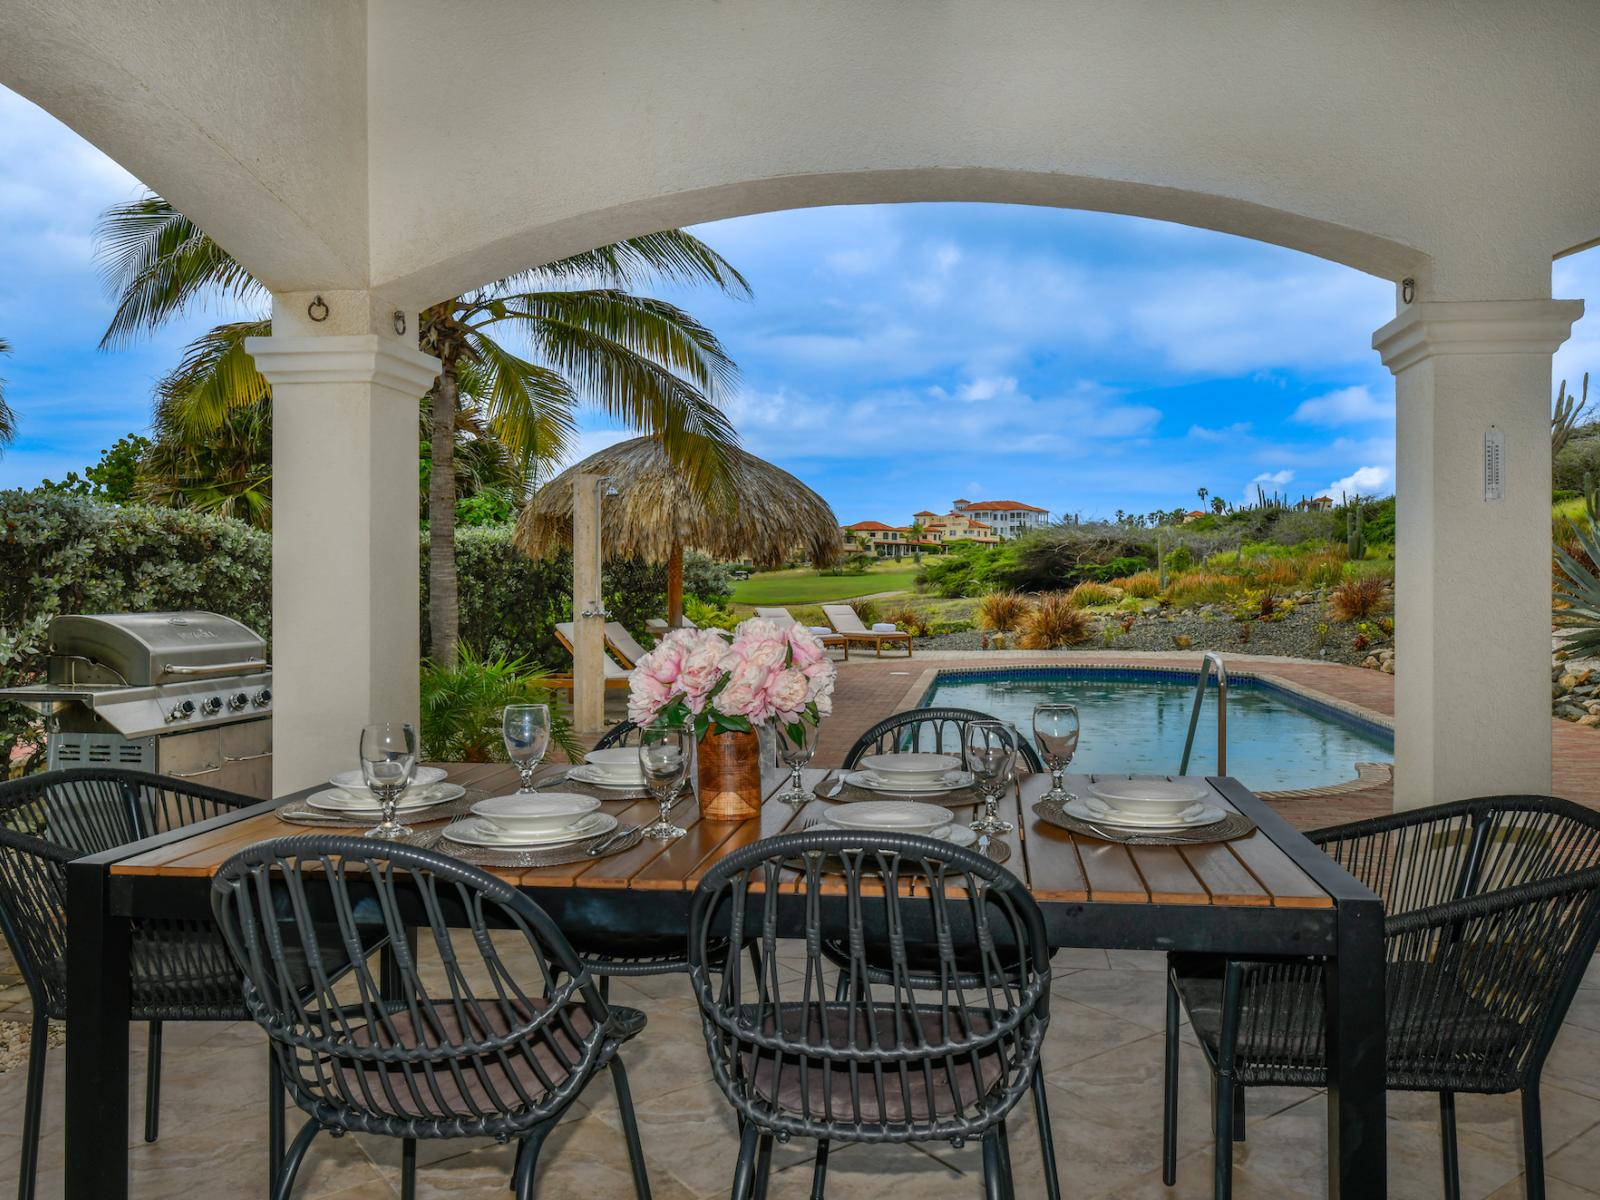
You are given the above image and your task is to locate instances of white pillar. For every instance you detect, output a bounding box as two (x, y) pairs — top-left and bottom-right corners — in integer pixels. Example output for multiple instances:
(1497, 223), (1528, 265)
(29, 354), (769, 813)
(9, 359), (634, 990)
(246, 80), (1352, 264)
(1375, 299), (1582, 809)
(570, 472), (607, 735)
(248, 294), (441, 794)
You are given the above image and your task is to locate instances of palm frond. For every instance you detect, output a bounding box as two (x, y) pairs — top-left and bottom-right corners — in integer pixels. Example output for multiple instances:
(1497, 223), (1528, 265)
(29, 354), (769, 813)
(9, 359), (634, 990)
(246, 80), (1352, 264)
(458, 335), (580, 481)
(0, 336), (13, 448)
(487, 229), (752, 299)
(153, 320), (272, 438)
(1554, 518), (1600, 656)
(96, 193), (265, 348)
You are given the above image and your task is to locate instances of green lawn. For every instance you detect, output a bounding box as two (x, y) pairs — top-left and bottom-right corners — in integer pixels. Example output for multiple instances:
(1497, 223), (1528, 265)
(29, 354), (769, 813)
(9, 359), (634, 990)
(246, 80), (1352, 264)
(730, 562), (922, 605)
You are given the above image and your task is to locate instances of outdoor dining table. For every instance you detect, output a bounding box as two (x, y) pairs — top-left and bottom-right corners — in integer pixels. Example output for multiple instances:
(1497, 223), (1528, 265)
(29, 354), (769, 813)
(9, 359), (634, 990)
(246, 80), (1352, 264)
(63, 761), (1386, 1198)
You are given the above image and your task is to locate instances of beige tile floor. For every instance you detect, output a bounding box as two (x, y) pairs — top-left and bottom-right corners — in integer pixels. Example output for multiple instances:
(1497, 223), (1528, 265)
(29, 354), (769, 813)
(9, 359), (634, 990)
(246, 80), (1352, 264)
(3, 947), (1600, 1199)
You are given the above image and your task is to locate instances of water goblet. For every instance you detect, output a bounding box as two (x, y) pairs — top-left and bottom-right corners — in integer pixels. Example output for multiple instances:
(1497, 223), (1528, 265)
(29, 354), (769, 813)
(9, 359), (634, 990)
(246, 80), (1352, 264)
(359, 722), (418, 839)
(502, 703), (552, 793)
(1032, 703), (1080, 803)
(965, 719), (1018, 835)
(638, 720), (690, 840)
(776, 720), (819, 805)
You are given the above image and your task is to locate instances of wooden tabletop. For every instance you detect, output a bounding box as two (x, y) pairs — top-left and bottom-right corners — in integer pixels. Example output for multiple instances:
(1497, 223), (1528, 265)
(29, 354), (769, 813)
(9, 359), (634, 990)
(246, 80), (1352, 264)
(110, 762), (1331, 908)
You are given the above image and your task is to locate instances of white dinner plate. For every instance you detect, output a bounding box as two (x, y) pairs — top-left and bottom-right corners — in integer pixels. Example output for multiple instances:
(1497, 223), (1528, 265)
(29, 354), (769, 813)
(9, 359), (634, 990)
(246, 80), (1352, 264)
(843, 769), (976, 795)
(811, 820), (978, 849)
(566, 764), (648, 789)
(305, 783), (465, 814)
(1066, 795), (1226, 830)
(441, 811), (617, 849)
(856, 752), (962, 783)
(329, 766), (447, 791)
(824, 801), (955, 836)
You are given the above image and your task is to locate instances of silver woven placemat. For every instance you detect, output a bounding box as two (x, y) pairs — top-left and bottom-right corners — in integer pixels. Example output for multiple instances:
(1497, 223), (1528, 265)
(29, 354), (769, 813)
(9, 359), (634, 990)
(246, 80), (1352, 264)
(275, 788), (494, 829)
(411, 824), (645, 868)
(1032, 796), (1256, 845)
(825, 773), (985, 808)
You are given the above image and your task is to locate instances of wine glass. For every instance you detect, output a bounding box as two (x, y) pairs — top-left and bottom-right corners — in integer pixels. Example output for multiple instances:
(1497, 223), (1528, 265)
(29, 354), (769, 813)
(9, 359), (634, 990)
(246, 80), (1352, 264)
(776, 720), (819, 805)
(1032, 703), (1080, 804)
(502, 704), (551, 793)
(964, 719), (1018, 835)
(638, 719), (690, 840)
(359, 722), (418, 839)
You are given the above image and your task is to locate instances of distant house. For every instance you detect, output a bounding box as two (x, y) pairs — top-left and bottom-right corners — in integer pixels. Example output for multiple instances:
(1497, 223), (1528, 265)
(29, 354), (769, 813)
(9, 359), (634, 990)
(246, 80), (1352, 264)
(1295, 495), (1335, 512)
(923, 510), (1000, 546)
(839, 520), (939, 559)
(953, 498), (1050, 539)
(1182, 510), (1207, 523)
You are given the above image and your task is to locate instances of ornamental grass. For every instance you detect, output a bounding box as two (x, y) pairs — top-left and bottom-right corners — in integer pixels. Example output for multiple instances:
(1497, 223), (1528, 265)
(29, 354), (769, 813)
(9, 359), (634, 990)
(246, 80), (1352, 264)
(976, 590), (1035, 634)
(1329, 576), (1392, 622)
(1018, 592), (1095, 648)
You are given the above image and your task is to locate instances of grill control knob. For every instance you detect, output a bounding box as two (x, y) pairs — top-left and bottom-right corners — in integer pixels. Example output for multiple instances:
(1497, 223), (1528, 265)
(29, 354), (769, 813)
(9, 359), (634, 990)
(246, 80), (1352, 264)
(200, 696), (223, 716)
(228, 692), (249, 711)
(168, 699), (196, 721)
(253, 688), (272, 707)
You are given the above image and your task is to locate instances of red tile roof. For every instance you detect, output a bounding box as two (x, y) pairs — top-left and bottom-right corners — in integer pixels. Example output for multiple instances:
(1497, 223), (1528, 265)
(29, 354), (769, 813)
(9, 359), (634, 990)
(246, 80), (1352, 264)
(844, 520), (909, 532)
(959, 500), (1048, 513)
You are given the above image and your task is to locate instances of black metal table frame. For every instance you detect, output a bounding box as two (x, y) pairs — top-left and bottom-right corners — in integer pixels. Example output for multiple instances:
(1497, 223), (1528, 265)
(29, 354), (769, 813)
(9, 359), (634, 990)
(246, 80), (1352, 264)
(61, 777), (1386, 1198)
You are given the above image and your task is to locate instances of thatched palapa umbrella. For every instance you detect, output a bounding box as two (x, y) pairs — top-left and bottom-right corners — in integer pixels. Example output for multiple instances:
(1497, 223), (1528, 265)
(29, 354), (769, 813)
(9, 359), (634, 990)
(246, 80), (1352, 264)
(515, 437), (843, 627)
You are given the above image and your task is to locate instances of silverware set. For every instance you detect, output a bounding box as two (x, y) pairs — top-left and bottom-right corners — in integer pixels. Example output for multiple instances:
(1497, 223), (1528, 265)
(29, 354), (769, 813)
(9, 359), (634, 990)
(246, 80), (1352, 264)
(587, 825), (639, 856)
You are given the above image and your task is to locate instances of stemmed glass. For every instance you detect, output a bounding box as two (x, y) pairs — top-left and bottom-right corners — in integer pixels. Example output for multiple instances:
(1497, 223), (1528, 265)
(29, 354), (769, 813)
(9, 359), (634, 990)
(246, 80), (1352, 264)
(502, 704), (552, 793)
(1032, 703), (1080, 804)
(964, 719), (1018, 835)
(776, 721), (819, 805)
(638, 719), (690, 840)
(359, 722), (418, 840)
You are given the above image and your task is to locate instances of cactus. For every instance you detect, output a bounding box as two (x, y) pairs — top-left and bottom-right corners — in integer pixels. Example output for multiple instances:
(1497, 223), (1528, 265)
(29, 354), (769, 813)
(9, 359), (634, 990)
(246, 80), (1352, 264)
(1584, 471), (1600, 525)
(1156, 528), (1168, 589)
(1346, 493), (1367, 561)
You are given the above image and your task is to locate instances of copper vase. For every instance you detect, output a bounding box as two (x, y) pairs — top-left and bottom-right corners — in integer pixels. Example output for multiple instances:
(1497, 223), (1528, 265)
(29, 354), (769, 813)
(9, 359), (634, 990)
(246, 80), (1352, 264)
(697, 727), (763, 821)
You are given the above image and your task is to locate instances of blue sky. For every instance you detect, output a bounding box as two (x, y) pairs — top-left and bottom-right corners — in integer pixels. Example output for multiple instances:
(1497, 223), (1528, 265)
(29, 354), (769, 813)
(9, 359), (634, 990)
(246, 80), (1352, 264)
(3, 83), (1598, 524)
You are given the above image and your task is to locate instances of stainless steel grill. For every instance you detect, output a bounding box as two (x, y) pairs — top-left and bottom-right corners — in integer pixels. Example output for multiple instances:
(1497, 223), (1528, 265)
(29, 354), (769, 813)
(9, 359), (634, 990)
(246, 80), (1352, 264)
(0, 611), (273, 797)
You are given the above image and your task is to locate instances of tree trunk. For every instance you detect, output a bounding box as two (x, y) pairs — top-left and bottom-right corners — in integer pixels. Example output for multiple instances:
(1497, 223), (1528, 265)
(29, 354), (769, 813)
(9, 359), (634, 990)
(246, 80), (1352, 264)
(667, 543), (685, 628)
(428, 366), (460, 666)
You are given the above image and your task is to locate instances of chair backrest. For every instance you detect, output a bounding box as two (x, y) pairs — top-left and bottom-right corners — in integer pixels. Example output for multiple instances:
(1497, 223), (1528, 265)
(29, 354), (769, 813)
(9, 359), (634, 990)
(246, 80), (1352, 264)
(604, 621), (650, 668)
(0, 769), (252, 1016)
(592, 719), (638, 750)
(821, 604), (867, 634)
(211, 835), (618, 1139)
(688, 829), (1051, 1143)
(754, 607), (795, 626)
(843, 707), (1045, 773)
(553, 622), (629, 678)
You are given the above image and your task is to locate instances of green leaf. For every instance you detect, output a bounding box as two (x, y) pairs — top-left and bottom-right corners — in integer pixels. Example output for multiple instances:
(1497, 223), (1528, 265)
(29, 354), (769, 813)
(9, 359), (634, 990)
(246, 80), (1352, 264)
(714, 712), (753, 734)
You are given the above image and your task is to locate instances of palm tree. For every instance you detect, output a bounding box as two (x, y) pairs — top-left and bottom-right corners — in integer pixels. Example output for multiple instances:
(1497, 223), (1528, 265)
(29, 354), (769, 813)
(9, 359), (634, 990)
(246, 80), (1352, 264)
(96, 194), (749, 665)
(0, 336), (16, 452)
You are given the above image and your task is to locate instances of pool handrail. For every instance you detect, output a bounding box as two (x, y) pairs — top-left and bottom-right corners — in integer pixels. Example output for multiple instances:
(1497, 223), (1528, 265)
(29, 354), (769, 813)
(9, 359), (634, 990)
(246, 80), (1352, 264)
(1178, 651), (1228, 776)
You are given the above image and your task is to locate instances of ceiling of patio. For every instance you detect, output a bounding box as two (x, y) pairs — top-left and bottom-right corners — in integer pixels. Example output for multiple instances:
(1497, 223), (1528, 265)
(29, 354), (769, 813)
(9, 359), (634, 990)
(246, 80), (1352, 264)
(3, 1), (1598, 308)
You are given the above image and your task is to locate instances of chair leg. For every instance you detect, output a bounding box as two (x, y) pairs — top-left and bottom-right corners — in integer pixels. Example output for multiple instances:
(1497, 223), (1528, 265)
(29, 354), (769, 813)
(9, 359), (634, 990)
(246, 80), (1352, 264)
(810, 1140), (829, 1200)
(728, 1121), (761, 1200)
(1213, 1073), (1235, 1200)
(1029, 1070), (1061, 1200)
(17, 1012), (48, 1200)
(143, 1020), (162, 1143)
(610, 1056), (654, 1200)
(268, 1049), (285, 1194)
(996, 1120), (1015, 1199)
(1439, 1092), (1461, 1200)
(599, 974), (612, 1004)
(1232, 1086), (1247, 1143)
(981, 1128), (1013, 1200)
(273, 1119), (321, 1200)
(512, 1125), (550, 1199)
(1163, 972), (1181, 1186)
(752, 1132), (774, 1200)
(1523, 1084), (1546, 1200)
(401, 1137), (417, 1200)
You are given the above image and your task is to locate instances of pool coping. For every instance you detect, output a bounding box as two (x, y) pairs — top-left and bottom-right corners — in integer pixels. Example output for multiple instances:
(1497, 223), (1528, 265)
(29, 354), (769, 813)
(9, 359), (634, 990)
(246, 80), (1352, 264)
(897, 660), (1396, 801)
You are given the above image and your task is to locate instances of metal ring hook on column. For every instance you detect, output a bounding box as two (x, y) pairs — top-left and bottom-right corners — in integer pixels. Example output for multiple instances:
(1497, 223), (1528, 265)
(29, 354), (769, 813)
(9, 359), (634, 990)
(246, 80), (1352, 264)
(307, 295), (329, 322)
(1401, 278), (1415, 305)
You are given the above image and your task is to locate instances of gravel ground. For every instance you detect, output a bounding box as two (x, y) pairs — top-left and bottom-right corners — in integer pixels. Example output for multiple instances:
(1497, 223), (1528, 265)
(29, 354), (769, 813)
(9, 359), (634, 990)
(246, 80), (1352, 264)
(913, 592), (1390, 666)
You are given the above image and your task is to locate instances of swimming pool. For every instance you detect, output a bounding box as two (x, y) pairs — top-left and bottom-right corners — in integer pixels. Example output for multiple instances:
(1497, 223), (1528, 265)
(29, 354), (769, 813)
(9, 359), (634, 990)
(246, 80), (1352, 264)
(920, 666), (1393, 793)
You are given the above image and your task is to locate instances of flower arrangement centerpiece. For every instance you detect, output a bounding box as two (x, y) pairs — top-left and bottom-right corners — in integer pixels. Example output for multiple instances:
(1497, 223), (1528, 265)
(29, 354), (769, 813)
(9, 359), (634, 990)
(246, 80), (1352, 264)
(628, 618), (836, 819)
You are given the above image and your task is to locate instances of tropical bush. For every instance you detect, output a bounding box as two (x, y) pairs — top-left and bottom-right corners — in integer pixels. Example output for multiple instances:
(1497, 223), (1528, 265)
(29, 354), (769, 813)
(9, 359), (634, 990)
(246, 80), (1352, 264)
(684, 595), (740, 631)
(880, 603), (933, 638)
(975, 590), (1033, 635)
(420, 646), (582, 763)
(682, 551), (736, 604)
(1067, 581), (1118, 608)
(1328, 576), (1391, 622)
(1017, 593), (1094, 648)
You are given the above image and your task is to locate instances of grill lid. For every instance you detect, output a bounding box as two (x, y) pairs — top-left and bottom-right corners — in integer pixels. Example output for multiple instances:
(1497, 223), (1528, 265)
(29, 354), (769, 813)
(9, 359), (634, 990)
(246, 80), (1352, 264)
(46, 612), (267, 686)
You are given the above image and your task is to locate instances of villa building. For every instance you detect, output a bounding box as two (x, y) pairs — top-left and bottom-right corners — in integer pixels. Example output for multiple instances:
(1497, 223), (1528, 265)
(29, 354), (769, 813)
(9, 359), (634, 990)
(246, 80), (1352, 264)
(921, 509), (1000, 546)
(952, 498), (1050, 538)
(839, 520), (940, 559)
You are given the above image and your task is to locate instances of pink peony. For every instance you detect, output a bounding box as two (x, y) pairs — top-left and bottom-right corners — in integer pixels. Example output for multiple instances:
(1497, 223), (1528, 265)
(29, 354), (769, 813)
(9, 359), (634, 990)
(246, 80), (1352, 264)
(766, 668), (810, 721)
(786, 624), (826, 668)
(627, 671), (671, 726)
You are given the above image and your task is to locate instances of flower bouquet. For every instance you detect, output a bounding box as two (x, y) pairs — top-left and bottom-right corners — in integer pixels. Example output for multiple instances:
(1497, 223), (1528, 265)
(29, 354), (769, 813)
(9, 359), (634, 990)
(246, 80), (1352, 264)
(628, 618), (836, 818)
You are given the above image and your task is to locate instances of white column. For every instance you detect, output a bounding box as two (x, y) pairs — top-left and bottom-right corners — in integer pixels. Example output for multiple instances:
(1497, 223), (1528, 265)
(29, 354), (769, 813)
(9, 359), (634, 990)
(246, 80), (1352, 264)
(248, 296), (440, 793)
(570, 472), (608, 735)
(1375, 299), (1582, 809)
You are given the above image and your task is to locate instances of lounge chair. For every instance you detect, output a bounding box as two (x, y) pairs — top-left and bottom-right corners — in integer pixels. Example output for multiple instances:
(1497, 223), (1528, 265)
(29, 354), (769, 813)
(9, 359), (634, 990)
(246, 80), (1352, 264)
(644, 616), (698, 640)
(755, 607), (850, 658)
(548, 621), (634, 691)
(604, 621), (652, 669)
(821, 603), (913, 657)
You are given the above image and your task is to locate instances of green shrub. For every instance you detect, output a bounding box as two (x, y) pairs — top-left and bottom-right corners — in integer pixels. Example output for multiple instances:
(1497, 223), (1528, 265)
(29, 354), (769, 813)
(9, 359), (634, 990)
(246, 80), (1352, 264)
(1067, 581), (1118, 608)
(820, 553), (874, 576)
(684, 595), (740, 631)
(420, 646), (582, 763)
(682, 551), (735, 604)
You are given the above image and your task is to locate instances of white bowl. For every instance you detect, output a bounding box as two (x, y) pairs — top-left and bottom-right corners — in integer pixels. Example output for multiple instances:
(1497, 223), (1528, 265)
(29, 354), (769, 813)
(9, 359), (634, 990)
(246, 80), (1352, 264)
(471, 792), (601, 836)
(824, 801), (955, 836)
(330, 765), (447, 791)
(1088, 778), (1214, 819)
(856, 753), (961, 784)
(584, 749), (644, 778)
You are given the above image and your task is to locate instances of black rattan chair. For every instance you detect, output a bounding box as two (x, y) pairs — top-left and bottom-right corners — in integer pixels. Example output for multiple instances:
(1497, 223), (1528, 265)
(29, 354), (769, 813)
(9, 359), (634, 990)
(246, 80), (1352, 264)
(1163, 795), (1600, 1200)
(0, 768), (283, 1200)
(843, 707), (1045, 773)
(689, 828), (1055, 1200)
(211, 834), (652, 1200)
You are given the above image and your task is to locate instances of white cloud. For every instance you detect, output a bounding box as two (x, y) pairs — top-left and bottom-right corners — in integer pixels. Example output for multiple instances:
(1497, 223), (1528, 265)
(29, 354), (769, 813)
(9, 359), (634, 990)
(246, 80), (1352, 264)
(1291, 385), (1391, 426)
(1189, 421), (1252, 442)
(1327, 465), (1393, 497)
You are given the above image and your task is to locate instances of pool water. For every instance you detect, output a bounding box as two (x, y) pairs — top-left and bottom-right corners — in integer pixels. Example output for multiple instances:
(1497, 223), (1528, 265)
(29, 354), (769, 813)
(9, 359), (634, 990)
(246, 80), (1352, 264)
(922, 668), (1392, 793)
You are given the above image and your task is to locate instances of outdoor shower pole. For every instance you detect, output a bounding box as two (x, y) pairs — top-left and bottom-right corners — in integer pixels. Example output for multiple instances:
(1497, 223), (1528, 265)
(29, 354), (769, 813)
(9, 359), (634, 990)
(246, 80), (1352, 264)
(572, 472), (607, 734)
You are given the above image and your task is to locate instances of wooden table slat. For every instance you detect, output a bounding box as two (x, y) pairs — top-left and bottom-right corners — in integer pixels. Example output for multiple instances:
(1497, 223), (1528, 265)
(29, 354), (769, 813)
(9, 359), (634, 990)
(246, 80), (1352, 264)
(1177, 841), (1275, 907)
(1125, 844), (1213, 905)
